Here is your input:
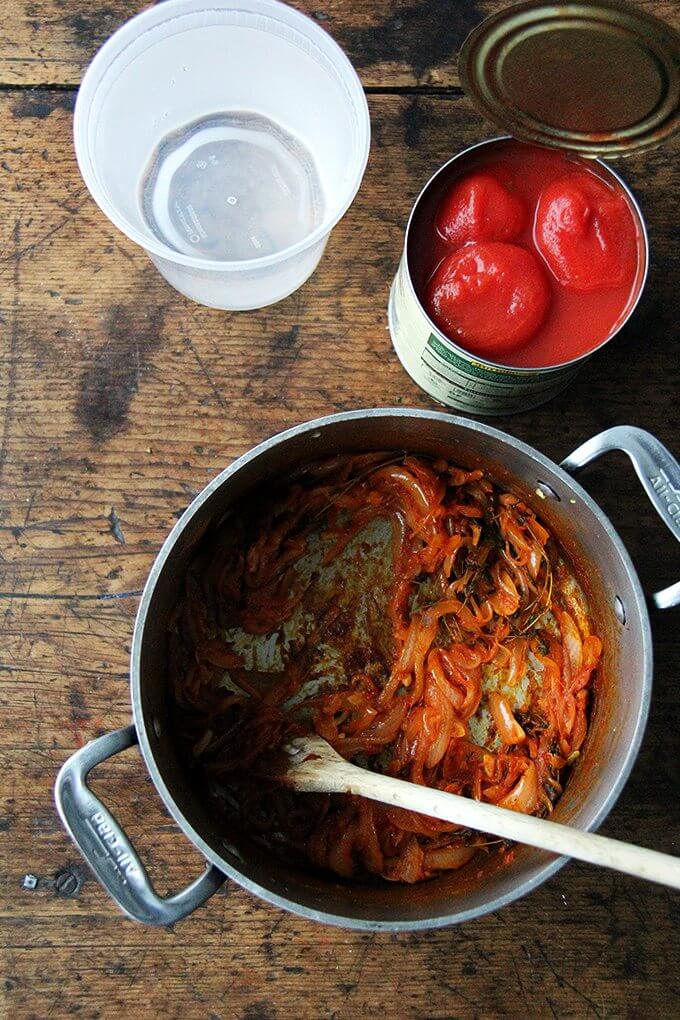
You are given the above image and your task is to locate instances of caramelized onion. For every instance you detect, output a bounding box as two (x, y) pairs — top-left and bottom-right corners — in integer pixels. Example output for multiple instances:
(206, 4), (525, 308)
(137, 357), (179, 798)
(424, 843), (477, 872)
(557, 609), (583, 673)
(498, 761), (539, 814)
(488, 691), (526, 745)
(173, 452), (601, 884)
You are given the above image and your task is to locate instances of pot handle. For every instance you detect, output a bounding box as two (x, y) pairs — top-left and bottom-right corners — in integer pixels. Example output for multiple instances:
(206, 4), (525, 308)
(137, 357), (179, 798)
(54, 725), (225, 926)
(561, 425), (680, 610)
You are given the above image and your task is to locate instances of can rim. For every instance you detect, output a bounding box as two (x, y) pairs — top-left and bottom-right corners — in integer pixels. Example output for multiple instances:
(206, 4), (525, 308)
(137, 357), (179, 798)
(402, 136), (650, 375)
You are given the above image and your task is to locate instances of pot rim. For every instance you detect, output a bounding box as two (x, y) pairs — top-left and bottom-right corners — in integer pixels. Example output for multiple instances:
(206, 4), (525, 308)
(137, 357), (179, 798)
(130, 408), (652, 930)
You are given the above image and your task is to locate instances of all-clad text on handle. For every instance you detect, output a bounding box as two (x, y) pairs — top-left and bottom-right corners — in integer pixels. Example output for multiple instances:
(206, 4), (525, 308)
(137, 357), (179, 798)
(561, 426), (680, 610)
(54, 726), (225, 926)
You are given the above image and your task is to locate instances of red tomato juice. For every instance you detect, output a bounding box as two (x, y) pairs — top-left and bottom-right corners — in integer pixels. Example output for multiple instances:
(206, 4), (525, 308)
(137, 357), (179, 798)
(407, 140), (646, 369)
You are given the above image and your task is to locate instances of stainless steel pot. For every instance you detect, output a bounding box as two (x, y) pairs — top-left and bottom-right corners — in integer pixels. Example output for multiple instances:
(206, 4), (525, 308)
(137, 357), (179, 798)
(55, 411), (680, 929)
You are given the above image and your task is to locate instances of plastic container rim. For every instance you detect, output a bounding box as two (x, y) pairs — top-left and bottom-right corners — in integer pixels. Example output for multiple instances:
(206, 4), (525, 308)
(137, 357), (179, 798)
(73, 0), (371, 273)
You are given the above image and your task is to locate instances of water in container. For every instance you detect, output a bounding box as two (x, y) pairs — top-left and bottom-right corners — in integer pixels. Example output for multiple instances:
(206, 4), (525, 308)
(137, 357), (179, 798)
(141, 111), (325, 261)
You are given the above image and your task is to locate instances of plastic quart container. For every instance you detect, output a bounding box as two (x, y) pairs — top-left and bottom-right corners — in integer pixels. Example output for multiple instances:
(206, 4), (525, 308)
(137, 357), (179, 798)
(388, 1), (679, 415)
(74, 0), (370, 310)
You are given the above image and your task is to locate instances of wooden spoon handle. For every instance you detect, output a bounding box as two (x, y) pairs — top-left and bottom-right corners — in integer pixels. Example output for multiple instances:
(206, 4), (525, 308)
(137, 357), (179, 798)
(316, 758), (680, 891)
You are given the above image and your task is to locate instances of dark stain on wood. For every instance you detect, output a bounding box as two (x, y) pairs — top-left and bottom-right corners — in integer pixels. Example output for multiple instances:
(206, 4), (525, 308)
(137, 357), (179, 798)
(401, 96), (431, 148)
(11, 90), (75, 120)
(240, 1002), (277, 1020)
(272, 324), (301, 351)
(76, 304), (166, 442)
(62, 7), (124, 53)
(68, 687), (90, 723)
(260, 935), (276, 964)
(107, 507), (126, 545)
(342, 0), (481, 77)
(242, 324), (304, 408)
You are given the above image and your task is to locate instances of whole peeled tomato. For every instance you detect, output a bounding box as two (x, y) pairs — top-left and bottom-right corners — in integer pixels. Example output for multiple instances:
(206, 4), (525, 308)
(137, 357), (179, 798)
(535, 173), (638, 291)
(435, 172), (527, 248)
(426, 242), (550, 357)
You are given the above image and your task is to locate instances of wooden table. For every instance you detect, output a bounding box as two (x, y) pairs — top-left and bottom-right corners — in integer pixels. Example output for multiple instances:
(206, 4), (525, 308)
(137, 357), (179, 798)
(1, 1), (679, 1016)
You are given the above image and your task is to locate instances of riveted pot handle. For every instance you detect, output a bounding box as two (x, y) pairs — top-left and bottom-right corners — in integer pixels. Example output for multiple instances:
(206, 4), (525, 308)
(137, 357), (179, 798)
(54, 726), (225, 925)
(561, 426), (680, 610)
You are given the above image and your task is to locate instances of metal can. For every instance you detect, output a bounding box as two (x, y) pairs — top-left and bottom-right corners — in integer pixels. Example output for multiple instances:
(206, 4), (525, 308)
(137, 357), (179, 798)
(388, 138), (649, 416)
(388, 0), (677, 414)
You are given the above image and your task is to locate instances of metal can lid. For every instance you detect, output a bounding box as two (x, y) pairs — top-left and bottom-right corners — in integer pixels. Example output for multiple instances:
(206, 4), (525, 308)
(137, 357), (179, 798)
(458, 1), (680, 157)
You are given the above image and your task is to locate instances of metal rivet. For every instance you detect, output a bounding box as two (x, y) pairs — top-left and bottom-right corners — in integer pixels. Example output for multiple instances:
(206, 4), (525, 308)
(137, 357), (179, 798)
(54, 868), (81, 897)
(536, 481), (561, 501)
(153, 716), (162, 739)
(310, 430), (321, 440)
(614, 596), (626, 625)
(22, 874), (38, 890)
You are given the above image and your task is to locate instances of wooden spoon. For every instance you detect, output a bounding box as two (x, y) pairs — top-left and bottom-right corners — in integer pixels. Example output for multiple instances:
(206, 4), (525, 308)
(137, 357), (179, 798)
(280, 734), (680, 890)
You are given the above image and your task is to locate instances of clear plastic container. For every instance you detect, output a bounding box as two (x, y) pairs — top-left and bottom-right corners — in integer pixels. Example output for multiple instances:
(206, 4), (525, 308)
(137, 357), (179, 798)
(74, 0), (370, 310)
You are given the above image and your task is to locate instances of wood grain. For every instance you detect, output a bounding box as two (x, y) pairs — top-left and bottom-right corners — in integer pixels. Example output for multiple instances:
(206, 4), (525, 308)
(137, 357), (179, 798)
(2, 0), (678, 88)
(1, 1), (680, 1015)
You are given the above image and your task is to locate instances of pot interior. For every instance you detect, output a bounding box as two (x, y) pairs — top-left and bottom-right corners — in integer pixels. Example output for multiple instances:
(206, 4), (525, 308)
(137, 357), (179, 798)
(133, 411), (650, 927)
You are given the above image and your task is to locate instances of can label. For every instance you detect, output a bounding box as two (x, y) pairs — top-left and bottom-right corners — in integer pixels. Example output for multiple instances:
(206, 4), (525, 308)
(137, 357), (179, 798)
(388, 256), (578, 415)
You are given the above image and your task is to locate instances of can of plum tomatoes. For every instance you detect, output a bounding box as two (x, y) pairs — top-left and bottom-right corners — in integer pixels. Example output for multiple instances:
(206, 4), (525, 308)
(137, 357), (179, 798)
(388, 0), (679, 416)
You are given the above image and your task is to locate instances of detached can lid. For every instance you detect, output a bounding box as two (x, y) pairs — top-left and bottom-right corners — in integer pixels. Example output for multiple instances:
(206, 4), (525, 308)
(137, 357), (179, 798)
(458, 1), (680, 157)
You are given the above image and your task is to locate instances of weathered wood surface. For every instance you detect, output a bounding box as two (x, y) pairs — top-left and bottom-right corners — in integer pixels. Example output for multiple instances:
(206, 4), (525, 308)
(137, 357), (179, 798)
(1, 0), (680, 1016)
(2, 0), (679, 87)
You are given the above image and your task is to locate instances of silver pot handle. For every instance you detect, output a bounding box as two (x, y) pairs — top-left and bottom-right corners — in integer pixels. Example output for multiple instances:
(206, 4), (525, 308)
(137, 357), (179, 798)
(54, 725), (225, 925)
(561, 426), (680, 610)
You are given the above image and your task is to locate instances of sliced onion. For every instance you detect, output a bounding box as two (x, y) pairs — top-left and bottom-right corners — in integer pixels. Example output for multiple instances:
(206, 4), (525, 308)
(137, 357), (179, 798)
(424, 843), (476, 872)
(424, 684), (460, 768)
(487, 563), (521, 616)
(192, 729), (213, 757)
(527, 544), (543, 579)
(356, 802), (384, 874)
(395, 615), (420, 674)
(498, 761), (539, 814)
(422, 597), (463, 626)
(427, 650), (464, 710)
(392, 838), (425, 883)
(326, 824), (356, 877)
(200, 639), (244, 669)
(506, 638), (528, 688)
(357, 698), (408, 745)
(488, 691), (526, 745)
(371, 465), (431, 514)
(557, 609), (583, 673)
(582, 635), (602, 671)
(501, 516), (532, 563)
(445, 643), (483, 672)
(457, 670), (482, 720)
